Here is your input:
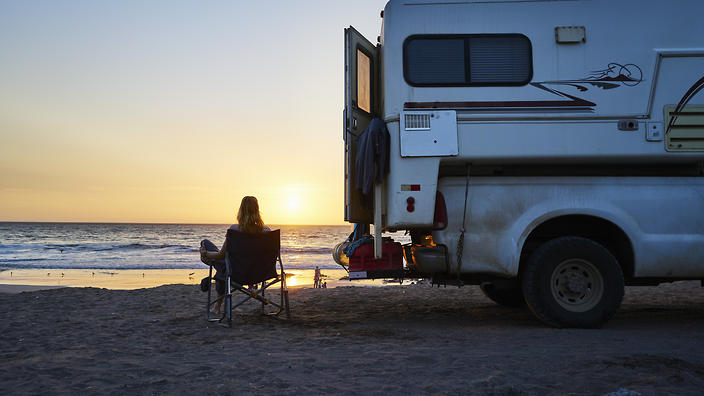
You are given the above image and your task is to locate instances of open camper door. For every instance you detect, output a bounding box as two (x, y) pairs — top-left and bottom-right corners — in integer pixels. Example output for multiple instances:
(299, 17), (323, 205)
(344, 26), (379, 223)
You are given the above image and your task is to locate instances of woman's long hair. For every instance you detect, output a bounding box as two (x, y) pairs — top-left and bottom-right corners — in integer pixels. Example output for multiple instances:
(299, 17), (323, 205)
(237, 196), (265, 233)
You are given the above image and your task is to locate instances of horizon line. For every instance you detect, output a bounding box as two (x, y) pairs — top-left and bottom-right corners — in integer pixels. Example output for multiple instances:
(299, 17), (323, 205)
(0, 220), (349, 226)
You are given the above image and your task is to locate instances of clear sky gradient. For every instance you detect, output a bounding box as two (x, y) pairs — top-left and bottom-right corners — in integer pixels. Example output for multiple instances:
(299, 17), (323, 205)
(0, 0), (387, 224)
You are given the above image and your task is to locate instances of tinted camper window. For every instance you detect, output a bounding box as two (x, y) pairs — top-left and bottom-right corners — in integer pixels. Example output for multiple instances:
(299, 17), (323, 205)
(404, 34), (532, 86)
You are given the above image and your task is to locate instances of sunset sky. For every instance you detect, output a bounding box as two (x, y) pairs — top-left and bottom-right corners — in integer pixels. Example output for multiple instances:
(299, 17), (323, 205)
(0, 0), (387, 224)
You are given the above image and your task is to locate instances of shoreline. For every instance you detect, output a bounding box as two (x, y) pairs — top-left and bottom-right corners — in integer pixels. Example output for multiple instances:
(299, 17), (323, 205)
(0, 268), (389, 293)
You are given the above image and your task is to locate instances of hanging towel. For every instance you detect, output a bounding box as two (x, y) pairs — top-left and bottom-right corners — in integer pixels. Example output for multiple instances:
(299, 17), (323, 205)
(354, 118), (390, 198)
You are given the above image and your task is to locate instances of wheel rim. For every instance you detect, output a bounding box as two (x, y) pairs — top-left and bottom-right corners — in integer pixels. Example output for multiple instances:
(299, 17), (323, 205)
(550, 258), (604, 312)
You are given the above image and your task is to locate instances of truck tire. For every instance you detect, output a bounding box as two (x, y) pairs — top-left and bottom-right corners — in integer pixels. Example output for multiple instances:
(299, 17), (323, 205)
(521, 236), (624, 328)
(480, 283), (525, 308)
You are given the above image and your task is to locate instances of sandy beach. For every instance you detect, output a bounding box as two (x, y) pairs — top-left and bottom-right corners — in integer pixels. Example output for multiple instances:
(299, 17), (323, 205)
(1, 280), (703, 395)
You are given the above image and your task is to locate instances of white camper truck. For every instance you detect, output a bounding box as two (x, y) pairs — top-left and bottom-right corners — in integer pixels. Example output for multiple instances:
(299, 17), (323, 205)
(340, 0), (704, 327)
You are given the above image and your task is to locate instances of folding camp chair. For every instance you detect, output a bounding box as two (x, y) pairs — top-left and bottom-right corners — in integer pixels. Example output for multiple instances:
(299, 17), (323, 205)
(206, 229), (290, 327)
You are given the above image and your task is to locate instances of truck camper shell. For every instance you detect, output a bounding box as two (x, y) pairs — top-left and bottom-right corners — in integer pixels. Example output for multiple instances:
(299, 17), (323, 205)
(341, 0), (704, 327)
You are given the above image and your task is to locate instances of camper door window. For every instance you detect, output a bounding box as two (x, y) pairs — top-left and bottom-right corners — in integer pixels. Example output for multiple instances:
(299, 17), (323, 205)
(403, 34), (532, 87)
(356, 48), (372, 114)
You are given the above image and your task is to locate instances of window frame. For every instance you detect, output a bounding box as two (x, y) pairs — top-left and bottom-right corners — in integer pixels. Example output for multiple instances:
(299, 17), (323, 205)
(354, 44), (374, 115)
(403, 33), (533, 87)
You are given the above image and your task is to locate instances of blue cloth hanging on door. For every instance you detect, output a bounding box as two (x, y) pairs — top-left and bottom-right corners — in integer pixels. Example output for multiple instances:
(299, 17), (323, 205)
(354, 118), (390, 197)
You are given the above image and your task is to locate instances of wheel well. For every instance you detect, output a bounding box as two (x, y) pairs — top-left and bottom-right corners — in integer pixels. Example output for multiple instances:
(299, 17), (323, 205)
(519, 215), (634, 278)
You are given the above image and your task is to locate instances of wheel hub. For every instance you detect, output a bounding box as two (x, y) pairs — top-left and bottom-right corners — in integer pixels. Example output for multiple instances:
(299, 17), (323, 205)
(550, 258), (604, 313)
(566, 274), (586, 293)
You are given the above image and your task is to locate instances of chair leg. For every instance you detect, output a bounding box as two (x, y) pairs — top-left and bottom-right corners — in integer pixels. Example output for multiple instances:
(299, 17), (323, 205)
(283, 289), (291, 320)
(226, 297), (232, 327)
(226, 276), (232, 327)
(206, 267), (213, 321)
(260, 282), (265, 313)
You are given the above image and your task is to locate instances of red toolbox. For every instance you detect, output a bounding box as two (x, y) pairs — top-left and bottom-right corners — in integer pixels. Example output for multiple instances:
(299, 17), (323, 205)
(348, 240), (403, 272)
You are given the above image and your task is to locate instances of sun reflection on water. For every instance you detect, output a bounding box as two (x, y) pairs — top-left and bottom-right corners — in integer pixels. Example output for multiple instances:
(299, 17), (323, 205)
(285, 272), (302, 287)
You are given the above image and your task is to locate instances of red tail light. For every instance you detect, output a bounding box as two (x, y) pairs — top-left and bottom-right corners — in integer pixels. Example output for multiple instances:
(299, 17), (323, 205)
(433, 191), (447, 230)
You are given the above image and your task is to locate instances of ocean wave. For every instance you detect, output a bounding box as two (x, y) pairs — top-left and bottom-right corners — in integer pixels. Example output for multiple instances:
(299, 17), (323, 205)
(0, 223), (352, 271)
(0, 258), (54, 262)
(281, 246), (332, 255)
(42, 243), (193, 252)
(43, 243), (81, 249)
(115, 243), (188, 250)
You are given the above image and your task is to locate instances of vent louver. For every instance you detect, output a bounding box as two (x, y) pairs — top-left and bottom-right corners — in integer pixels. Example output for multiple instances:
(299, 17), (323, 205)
(665, 104), (704, 152)
(404, 113), (431, 130)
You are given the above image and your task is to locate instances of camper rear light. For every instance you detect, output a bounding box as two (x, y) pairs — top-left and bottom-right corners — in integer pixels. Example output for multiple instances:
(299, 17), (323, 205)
(406, 197), (415, 212)
(433, 191), (447, 230)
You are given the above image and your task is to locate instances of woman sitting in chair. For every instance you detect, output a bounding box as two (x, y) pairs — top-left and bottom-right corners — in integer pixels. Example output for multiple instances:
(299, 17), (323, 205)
(200, 196), (270, 315)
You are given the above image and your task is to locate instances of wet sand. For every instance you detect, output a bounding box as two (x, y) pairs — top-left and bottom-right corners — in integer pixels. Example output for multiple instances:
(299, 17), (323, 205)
(0, 268), (382, 292)
(1, 281), (703, 395)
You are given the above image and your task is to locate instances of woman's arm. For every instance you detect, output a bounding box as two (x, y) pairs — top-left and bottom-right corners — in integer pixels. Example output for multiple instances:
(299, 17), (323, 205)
(200, 240), (227, 261)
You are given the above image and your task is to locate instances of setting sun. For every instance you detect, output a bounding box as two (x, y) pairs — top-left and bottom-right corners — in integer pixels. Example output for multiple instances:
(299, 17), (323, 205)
(264, 186), (319, 225)
(287, 196), (301, 211)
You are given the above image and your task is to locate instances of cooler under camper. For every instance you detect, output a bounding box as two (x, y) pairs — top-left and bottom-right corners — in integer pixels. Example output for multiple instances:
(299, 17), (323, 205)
(347, 238), (404, 279)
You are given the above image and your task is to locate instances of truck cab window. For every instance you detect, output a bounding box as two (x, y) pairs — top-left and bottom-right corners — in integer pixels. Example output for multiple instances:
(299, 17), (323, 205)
(404, 34), (532, 86)
(357, 49), (371, 113)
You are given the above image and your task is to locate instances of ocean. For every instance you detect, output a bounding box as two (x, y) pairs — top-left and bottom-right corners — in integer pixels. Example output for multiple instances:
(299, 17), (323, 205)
(0, 223), (408, 271)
